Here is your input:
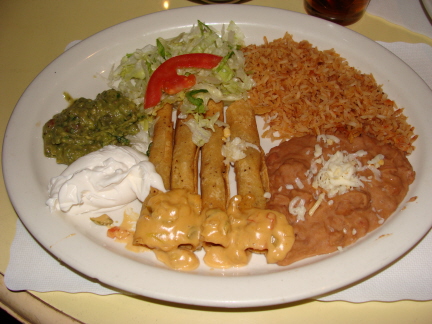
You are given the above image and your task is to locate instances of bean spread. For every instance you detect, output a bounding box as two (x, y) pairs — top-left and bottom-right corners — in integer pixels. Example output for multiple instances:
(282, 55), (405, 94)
(265, 133), (415, 266)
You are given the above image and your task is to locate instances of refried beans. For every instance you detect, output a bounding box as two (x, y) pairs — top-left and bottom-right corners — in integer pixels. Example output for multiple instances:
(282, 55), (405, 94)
(265, 133), (415, 266)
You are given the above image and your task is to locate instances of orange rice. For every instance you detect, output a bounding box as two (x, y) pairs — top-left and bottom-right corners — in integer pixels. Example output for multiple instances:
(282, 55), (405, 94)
(243, 33), (417, 154)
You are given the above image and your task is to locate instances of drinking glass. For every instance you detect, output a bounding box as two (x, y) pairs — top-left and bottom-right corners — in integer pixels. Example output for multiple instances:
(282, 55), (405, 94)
(304, 0), (371, 26)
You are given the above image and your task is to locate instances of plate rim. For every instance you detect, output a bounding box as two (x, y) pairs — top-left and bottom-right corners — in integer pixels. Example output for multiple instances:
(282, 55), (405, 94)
(422, 0), (432, 19)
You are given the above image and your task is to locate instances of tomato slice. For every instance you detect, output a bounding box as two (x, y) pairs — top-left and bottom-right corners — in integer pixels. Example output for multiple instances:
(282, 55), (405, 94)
(144, 53), (223, 109)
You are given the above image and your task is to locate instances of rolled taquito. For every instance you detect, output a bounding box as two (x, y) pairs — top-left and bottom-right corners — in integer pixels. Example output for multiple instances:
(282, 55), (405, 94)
(170, 107), (199, 194)
(200, 100), (230, 213)
(134, 106), (202, 269)
(148, 103), (173, 190)
(225, 100), (269, 209)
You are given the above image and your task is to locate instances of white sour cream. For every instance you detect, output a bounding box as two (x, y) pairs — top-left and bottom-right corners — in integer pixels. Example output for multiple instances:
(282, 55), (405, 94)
(46, 145), (165, 215)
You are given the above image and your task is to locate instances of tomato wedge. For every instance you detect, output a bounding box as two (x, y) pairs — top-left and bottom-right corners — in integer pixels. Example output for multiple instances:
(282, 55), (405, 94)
(144, 53), (223, 109)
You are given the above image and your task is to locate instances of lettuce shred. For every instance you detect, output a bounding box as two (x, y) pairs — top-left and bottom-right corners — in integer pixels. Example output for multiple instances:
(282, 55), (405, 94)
(108, 20), (254, 147)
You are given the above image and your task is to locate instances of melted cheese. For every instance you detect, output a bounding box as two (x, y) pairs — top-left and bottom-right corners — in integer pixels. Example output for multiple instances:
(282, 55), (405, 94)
(202, 195), (295, 268)
(133, 189), (203, 270)
(107, 208), (148, 253)
(200, 208), (231, 248)
(153, 249), (200, 271)
(134, 190), (294, 270)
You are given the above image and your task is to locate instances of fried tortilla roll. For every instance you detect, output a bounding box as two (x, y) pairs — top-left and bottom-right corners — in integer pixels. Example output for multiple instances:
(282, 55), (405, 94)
(134, 107), (202, 271)
(170, 108), (199, 194)
(149, 103), (174, 190)
(225, 100), (269, 209)
(200, 100), (230, 212)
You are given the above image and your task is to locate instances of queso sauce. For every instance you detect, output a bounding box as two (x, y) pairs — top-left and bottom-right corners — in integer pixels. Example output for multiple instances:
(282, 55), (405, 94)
(133, 190), (295, 270)
(202, 195), (295, 268)
(133, 189), (203, 271)
(265, 134), (415, 266)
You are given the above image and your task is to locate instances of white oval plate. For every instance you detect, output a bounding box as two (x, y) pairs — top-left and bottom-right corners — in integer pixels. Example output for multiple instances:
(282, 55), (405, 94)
(3, 5), (432, 308)
(422, 0), (432, 19)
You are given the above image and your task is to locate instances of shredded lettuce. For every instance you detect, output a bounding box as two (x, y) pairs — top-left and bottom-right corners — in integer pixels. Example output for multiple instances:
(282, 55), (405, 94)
(186, 89), (209, 114)
(184, 113), (221, 147)
(108, 20), (253, 108)
(108, 20), (254, 146)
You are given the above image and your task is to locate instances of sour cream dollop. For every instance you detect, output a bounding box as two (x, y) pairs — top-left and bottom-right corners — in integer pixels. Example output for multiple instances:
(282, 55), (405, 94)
(46, 145), (165, 215)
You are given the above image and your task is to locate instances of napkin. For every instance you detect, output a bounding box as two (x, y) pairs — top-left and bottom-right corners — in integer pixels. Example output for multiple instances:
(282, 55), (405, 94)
(4, 41), (432, 303)
(368, 0), (432, 39)
(5, 220), (119, 295)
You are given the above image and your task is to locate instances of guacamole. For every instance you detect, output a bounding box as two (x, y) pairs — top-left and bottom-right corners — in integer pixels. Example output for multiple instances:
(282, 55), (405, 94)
(43, 89), (148, 165)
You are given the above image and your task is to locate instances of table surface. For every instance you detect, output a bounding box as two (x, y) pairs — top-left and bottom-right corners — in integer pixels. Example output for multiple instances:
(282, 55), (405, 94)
(1, 0), (432, 323)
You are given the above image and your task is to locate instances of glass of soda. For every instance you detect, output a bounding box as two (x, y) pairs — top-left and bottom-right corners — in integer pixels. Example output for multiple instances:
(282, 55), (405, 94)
(304, 0), (371, 26)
